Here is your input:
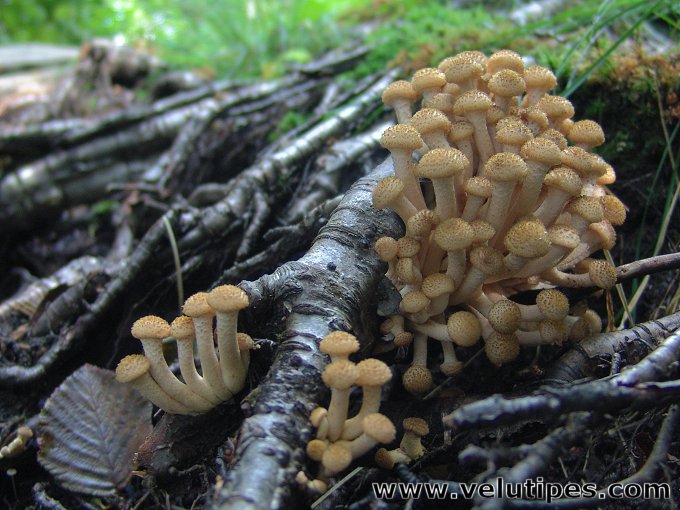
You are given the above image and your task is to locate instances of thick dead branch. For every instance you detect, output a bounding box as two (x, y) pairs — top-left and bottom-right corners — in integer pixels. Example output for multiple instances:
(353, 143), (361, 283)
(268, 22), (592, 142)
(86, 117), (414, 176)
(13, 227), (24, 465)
(546, 311), (680, 382)
(210, 158), (402, 510)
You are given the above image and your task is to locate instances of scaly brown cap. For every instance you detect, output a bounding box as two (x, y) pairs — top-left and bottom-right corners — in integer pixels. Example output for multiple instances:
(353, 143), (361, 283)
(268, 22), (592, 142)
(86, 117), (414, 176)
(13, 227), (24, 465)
(322, 360), (358, 390)
(320, 331), (360, 358)
(207, 285), (249, 312)
(182, 292), (214, 317)
(447, 311), (481, 346)
(418, 147), (468, 179)
(380, 124), (423, 151)
(131, 315), (171, 340)
(115, 354), (151, 384)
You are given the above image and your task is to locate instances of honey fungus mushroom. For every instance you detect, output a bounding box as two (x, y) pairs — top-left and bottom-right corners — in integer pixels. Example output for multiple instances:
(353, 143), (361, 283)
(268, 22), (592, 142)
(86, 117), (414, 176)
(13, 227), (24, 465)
(375, 48), (624, 377)
(117, 286), (253, 414)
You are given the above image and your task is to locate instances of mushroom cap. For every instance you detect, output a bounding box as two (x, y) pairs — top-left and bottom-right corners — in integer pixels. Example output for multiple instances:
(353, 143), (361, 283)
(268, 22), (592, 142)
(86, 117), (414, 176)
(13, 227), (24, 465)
(504, 219), (551, 258)
(588, 259), (617, 289)
(488, 300), (521, 334)
(583, 309), (602, 335)
(403, 417), (429, 436)
(382, 80), (418, 106)
(428, 93), (455, 114)
(496, 121), (533, 147)
(310, 407), (328, 427)
(487, 49), (524, 74)
(539, 319), (568, 344)
(520, 137), (562, 166)
(322, 360), (359, 390)
(567, 196), (604, 223)
(131, 315), (171, 340)
(207, 285), (249, 312)
(449, 119), (475, 141)
(524, 65), (557, 90)
(486, 105), (506, 125)
(402, 365), (433, 394)
(434, 218), (474, 251)
(536, 289), (570, 320)
(237, 332), (255, 351)
(182, 292), (214, 317)
(568, 120), (605, 147)
(538, 128), (568, 150)
(488, 69), (525, 98)
(523, 107), (549, 131)
(375, 447), (411, 469)
(601, 195), (626, 226)
(372, 176), (405, 209)
(320, 331), (360, 358)
(465, 176), (494, 198)
(440, 360), (464, 377)
(380, 124), (423, 151)
(115, 354), (151, 383)
(460, 50), (488, 66)
(362, 413), (397, 444)
(306, 439), (328, 462)
(322, 444), (353, 474)
(406, 209), (439, 238)
(418, 147), (468, 179)
(561, 147), (603, 177)
(483, 152), (528, 182)
(410, 108), (451, 135)
(537, 95), (575, 119)
(447, 311), (482, 346)
(589, 221), (616, 250)
(569, 317), (591, 342)
(394, 332), (414, 347)
(470, 220), (496, 244)
(421, 273), (456, 299)
(355, 358), (392, 387)
(400, 291), (430, 314)
(543, 167), (582, 196)
(443, 56), (484, 84)
(411, 67), (446, 93)
(469, 246), (504, 275)
(453, 90), (493, 116)
(170, 315), (195, 341)
(397, 236), (421, 258)
(375, 236), (399, 261)
(395, 258), (420, 285)
(484, 332), (520, 366)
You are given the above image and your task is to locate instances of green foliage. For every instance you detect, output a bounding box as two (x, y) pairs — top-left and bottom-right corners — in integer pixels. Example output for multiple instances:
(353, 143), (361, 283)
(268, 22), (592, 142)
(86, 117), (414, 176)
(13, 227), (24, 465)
(0, 0), (366, 78)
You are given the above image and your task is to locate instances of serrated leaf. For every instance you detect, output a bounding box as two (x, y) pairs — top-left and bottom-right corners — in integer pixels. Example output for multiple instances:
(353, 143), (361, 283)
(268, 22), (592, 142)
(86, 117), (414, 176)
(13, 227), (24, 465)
(38, 364), (152, 497)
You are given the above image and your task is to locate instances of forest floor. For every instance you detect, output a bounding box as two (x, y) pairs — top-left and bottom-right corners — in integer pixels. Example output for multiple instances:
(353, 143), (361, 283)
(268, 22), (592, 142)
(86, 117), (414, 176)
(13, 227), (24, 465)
(0, 4), (679, 509)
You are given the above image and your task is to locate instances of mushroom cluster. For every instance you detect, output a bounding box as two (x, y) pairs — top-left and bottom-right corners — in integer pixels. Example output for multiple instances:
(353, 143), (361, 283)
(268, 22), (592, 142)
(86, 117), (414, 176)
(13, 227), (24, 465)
(297, 332), (395, 493)
(375, 49), (625, 394)
(115, 285), (254, 415)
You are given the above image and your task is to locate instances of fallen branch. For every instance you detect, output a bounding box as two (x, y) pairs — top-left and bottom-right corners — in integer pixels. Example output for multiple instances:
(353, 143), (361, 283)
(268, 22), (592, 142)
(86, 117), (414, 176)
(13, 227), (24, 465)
(211, 158), (402, 510)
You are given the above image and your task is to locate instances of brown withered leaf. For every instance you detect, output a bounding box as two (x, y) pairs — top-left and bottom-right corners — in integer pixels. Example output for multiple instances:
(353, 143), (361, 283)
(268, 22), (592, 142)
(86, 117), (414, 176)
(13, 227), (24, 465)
(38, 364), (151, 497)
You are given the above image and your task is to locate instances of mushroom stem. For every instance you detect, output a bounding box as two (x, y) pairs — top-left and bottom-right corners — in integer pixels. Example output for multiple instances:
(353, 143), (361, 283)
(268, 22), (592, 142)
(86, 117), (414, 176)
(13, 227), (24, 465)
(116, 355), (194, 415)
(192, 315), (233, 400)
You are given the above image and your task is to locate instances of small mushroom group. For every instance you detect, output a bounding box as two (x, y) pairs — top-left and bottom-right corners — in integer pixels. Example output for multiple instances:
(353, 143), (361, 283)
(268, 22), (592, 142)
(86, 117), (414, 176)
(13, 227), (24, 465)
(296, 332), (395, 493)
(0, 426), (33, 459)
(115, 285), (254, 415)
(376, 49), (625, 393)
